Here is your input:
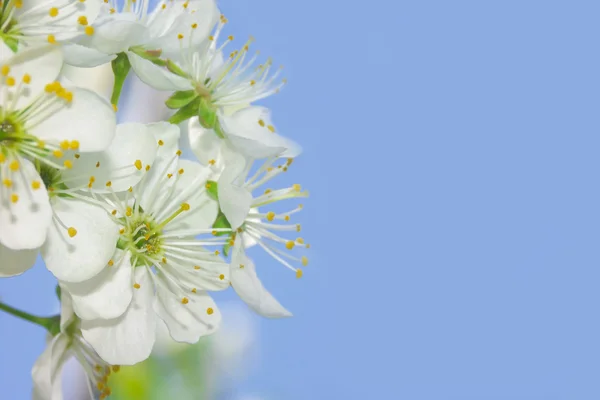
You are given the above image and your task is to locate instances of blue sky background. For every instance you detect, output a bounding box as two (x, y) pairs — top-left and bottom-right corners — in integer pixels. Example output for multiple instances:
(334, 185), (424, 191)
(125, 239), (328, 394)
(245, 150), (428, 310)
(4, 0), (600, 399)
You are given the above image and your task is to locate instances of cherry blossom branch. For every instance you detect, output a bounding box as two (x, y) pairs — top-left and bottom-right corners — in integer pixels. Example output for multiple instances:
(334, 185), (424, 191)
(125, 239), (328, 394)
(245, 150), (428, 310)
(0, 301), (60, 334)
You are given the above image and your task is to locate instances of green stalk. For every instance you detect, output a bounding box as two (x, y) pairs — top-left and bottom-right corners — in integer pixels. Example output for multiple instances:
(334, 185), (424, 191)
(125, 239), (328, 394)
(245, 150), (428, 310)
(0, 301), (60, 334)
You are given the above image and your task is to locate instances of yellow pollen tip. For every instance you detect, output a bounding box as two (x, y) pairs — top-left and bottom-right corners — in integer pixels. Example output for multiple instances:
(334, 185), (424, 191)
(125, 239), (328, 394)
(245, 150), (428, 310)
(53, 150), (63, 158)
(112, 104), (118, 112)
(85, 26), (94, 35)
(134, 160), (142, 170)
(191, 23), (197, 28)
(178, 168), (184, 174)
(133, 283), (141, 289)
(286, 241), (295, 250)
(22, 74), (31, 84)
(181, 202), (190, 211)
(191, 288), (197, 293)
(10, 194), (18, 203)
(266, 211), (275, 221)
(194, 265), (200, 270)
(181, 297), (189, 304)
(78, 15), (88, 25)
(177, 33), (184, 39)
(63, 160), (73, 169)
(9, 160), (19, 171)
(219, 274), (225, 280)
(158, 139), (164, 146)
(267, 125), (275, 132)
(293, 184), (301, 191)
(176, 150), (182, 156)
(60, 141), (70, 150)
(296, 269), (303, 279)
(67, 227), (77, 237)
(258, 119), (265, 127)
(0, 65), (9, 76)
(49, 7), (58, 16)
(145, 165), (150, 171)
(47, 34), (57, 44)
(105, 181), (112, 187)
(112, 365), (120, 372)
(302, 256), (308, 266)
(214, 250), (220, 255)
(108, 259), (114, 266)
(125, 207), (132, 217)
(296, 237), (305, 244)
(31, 181), (41, 190)
(5, 76), (15, 86)
(2, 179), (11, 187)
(208, 159), (216, 165)
(206, 307), (214, 315)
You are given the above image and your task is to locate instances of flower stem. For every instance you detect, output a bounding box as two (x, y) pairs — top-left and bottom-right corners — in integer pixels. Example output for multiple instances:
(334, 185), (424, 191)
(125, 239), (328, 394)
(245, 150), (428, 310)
(0, 301), (59, 333)
(111, 52), (132, 109)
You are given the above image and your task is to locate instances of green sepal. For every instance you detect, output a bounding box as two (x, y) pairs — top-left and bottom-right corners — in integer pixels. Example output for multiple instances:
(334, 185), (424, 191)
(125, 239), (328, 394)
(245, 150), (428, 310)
(55, 284), (61, 301)
(4, 37), (18, 52)
(165, 90), (198, 109)
(166, 59), (188, 77)
(212, 210), (232, 236)
(111, 52), (132, 106)
(168, 97), (201, 125)
(223, 240), (232, 257)
(129, 47), (166, 66)
(206, 180), (218, 200)
(198, 97), (218, 129)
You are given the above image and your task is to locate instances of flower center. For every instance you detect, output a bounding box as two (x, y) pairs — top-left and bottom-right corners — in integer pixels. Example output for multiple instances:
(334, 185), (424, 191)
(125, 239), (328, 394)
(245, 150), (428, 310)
(117, 213), (164, 267)
(0, 116), (25, 146)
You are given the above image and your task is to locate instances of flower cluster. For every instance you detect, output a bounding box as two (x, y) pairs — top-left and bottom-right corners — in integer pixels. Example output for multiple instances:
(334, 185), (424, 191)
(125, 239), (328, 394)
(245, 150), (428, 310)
(0, 1), (309, 398)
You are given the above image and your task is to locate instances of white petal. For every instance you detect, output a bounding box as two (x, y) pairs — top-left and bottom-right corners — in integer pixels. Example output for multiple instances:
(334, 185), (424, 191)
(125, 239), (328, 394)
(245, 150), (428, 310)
(31, 334), (69, 400)
(78, 14), (148, 54)
(63, 250), (133, 320)
(230, 244), (292, 318)
(0, 45), (63, 111)
(154, 284), (221, 343)
(0, 244), (37, 277)
(221, 106), (302, 159)
(60, 122), (158, 193)
(59, 290), (75, 332)
(188, 117), (222, 166)
(62, 43), (116, 68)
(0, 157), (52, 250)
(218, 154), (252, 229)
(81, 268), (156, 365)
(162, 159), (218, 231)
(61, 63), (114, 100)
(127, 52), (192, 91)
(137, 122), (181, 211)
(31, 87), (116, 152)
(42, 198), (119, 283)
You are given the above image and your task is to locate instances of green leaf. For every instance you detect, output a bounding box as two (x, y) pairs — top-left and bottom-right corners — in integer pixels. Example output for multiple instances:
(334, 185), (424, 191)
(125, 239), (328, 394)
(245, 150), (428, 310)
(166, 59), (188, 77)
(205, 180), (218, 200)
(198, 97), (218, 129)
(167, 97), (201, 125)
(165, 90), (198, 110)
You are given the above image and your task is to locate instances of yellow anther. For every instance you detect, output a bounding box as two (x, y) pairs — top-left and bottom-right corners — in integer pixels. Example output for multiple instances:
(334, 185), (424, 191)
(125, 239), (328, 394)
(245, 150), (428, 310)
(128, 186), (133, 192)
(85, 26), (94, 35)
(286, 158), (294, 166)
(158, 139), (164, 146)
(296, 237), (305, 244)
(0, 153), (4, 163)
(181, 202), (190, 211)
(296, 224), (301, 231)
(167, 173), (173, 179)
(31, 181), (41, 190)
(78, 15), (88, 25)
(181, 297), (189, 304)
(266, 211), (275, 221)
(119, 228), (125, 234)
(285, 241), (295, 250)
(301, 256), (308, 266)
(14, 0), (22, 7)
(109, 7), (115, 13)
(111, 210), (117, 215)
(161, 3), (166, 8)
(96, 161), (100, 168)
(134, 160), (142, 170)
(208, 35), (214, 41)
(53, 150), (63, 158)
(145, 165), (150, 171)
(133, 283), (141, 289)
(178, 168), (184, 174)
(63, 160), (73, 169)
(10, 194), (18, 203)
(206, 307), (214, 315)
(49, 7), (59, 16)
(161, 257), (167, 263)
(67, 227), (77, 237)
(2, 179), (11, 187)
(264, 189), (272, 194)
(296, 269), (303, 279)
(194, 265), (201, 270)
(125, 207), (132, 217)
(191, 288), (197, 293)
(60, 140), (70, 150)
(214, 250), (220, 255)
(211, 230), (217, 236)
(285, 215), (291, 222)
(97, 382), (104, 391)
(5, 76), (15, 86)
(105, 181), (112, 187)
(176, 150), (182, 156)
(228, 35), (234, 41)
(112, 103), (118, 112)
(219, 274), (225, 280)
(9, 160), (18, 171)
(22, 74), (31, 84)
(250, 80), (256, 86)
(1, 65), (9, 76)
(191, 23), (197, 28)
(208, 159), (216, 165)
(112, 365), (120, 372)
(107, 260), (114, 266)
(293, 184), (301, 191)
(240, 264), (245, 269)
(177, 33), (184, 39)
(37, 140), (45, 149)
(267, 125), (275, 132)
(70, 140), (79, 150)
(182, 1), (188, 7)
(205, 183), (211, 189)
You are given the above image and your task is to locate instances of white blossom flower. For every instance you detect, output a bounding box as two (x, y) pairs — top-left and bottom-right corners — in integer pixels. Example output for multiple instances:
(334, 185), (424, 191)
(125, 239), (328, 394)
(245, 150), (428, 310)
(0, 0), (102, 50)
(0, 43), (116, 277)
(63, 0), (218, 70)
(31, 290), (122, 400)
(217, 148), (309, 318)
(51, 123), (229, 365)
